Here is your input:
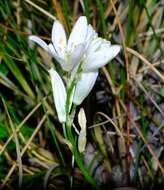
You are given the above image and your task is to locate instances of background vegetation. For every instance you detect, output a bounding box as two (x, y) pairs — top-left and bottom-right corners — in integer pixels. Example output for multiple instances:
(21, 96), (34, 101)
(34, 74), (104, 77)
(0, 0), (163, 189)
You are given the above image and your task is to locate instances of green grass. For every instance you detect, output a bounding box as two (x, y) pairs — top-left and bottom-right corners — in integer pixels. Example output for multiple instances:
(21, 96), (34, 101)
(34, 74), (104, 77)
(0, 0), (163, 189)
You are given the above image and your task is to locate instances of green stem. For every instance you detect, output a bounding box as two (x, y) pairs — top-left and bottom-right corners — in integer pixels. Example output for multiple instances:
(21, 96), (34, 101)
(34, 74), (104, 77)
(62, 123), (68, 140)
(66, 116), (99, 189)
(72, 145), (99, 189)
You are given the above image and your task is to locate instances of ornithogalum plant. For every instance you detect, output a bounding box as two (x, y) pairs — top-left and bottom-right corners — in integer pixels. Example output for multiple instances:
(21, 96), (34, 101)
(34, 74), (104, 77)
(29, 16), (120, 189)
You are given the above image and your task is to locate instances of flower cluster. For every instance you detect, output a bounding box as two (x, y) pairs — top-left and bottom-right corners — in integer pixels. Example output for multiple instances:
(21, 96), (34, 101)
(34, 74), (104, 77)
(29, 16), (120, 123)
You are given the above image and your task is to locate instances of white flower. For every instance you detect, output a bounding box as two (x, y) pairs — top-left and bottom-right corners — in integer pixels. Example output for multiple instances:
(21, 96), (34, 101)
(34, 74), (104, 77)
(83, 38), (121, 72)
(49, 68), (66, 123)
(73, 38), (121, 105)
(29, 16), (97, 72)
(29, 16), (121, 122)
(73, 72), (98, 105)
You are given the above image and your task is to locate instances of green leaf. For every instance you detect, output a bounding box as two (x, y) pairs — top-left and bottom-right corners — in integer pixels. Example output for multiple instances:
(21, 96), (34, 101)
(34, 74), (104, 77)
(0, 123), (8, 139)
(3, 56), (35, 99)
(20, 126), (34, 137)
(94, 126), (107, 157)
(160, 87), (164, 98)
(0, 63), (8, 75)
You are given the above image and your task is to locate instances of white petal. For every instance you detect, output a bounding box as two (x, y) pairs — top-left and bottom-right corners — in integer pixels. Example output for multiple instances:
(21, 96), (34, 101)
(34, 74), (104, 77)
(49, 43), (73, 72)
(78, 128), (86, 153)
(83, 45), (121, 72)
(49, 44), (68, 71)
(67, 16), (87, 51)
(85, 25), (98, 49)
(65, 44), (85, 71)
(48, 43), (66, 69)
(49, 68), (66, 123)
(48, 43), (63, 61)
(86, 38), (107, 56)
(86, 25), (97, 41)
(73, 71), (98, 105)
(52, 20), (67, 58)
(29, 35), (49, 52)
(78, 108), (86, 130)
